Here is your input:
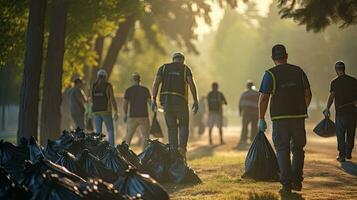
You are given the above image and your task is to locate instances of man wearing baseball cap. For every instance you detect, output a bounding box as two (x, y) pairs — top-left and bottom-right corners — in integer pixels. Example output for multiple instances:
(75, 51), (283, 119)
(151, 52), (199, 161)
(258, 44), (312, 194)
(323, 61), (357, 162)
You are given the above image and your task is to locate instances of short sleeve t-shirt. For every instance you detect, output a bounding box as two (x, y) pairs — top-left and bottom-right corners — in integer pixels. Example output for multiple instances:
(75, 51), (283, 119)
(156, 63), (192, 106)
(124, 85), (151, 118)
(68, 87), (86, 115)
(207, 91), (227, 113)
(259, 66), (310, 94)
(330, 74), (357, 116)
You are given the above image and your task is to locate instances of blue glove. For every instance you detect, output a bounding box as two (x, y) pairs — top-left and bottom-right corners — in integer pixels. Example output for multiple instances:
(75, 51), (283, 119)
(258, 119), (267, 133)
(151, 100), (157, 112)
(123, 115), (128, 123)
(323, 108), (330, 117)
(192, 100), (199, 114)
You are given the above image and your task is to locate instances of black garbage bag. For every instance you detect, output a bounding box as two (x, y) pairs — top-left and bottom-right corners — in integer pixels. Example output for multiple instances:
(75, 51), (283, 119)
(55, 130), (75, 150)
(0, 140), (27, 165)
(139, 140), (169, 182)
(313, 117), (336, 137)
(100, 147), (129, 175)
(76, 149), (118, 182)
(0, 167), (30, 200)
(78, 178), (128, 200)
(117, 142), (142, 169)
(28, 136), (45, 163)
(44, 140), (60, 162)
(55, 150), (79, 174)
(113, 168), (169, 200)
(242, 131), (279, 181)
(91, 141), (110, 159)
(19, 158), (85, 189)
(30, 170), (83, 200)
(67, 139), (86, 156)
(168, 149), (201, 184)
(150, 112), (163, 138)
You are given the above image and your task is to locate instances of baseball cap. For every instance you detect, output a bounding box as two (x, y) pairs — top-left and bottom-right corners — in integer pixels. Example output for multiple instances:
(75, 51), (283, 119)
(97, 69), (108, 77)
(172, 52), (185, 59)
(335, 61), (345, 68)
(132, 72), (141, 81)
(272, 44), (287, 60)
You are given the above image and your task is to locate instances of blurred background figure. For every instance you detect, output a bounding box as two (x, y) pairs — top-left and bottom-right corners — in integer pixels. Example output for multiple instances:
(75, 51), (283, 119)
(237, 80), (259, 147)
(92, 69), (118, 146)
(123, 73), (151, 150)
(68, 78), (87, 129)
(207, 82), (227, 145)
(191, 96), (207, 137)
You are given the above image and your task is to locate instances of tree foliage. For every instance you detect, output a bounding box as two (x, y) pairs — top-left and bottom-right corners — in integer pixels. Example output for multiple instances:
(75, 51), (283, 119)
(278, 0), (357, 32)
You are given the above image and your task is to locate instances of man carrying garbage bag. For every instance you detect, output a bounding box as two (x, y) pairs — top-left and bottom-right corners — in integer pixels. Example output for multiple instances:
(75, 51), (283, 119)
(151, 52), (199, 161)
(258, 44), (312, 194)
(323, 61), (357, 162)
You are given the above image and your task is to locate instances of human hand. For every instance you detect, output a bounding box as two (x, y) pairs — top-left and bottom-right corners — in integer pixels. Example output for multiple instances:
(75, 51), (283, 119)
(151, 100), (157, 112)
(258, 119), (267, 133)
(323, 108), (330, 117)
(192, 100), (199, 114)
(113, 112), (119, 121)
(123, 115), (128, 123)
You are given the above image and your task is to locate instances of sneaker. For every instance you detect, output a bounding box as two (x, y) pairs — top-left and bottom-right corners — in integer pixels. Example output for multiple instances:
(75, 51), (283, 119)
(336, 156), (346, 162)
(279, 185), (292, 194)
(291, 182), (302, 191)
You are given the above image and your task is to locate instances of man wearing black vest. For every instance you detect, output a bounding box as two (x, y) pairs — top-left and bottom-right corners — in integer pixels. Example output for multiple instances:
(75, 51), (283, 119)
(152, 52), (199, 160)
(323, 61), (357, 162)
(258, 44), (312, 194)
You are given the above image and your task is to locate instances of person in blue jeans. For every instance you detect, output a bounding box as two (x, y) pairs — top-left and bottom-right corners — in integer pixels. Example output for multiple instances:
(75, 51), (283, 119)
(91, 69), (118, 146)
(323, 61), (357, 162)
(258, 44), (312, 194)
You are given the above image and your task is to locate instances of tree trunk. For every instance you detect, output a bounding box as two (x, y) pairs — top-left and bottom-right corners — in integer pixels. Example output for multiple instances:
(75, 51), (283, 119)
(88, 36), (105, 85)
(1, 104), (5, 131)
(17, 0), (46, 143)
(40, 0), (69, 145)
(101, 16), (136, 77)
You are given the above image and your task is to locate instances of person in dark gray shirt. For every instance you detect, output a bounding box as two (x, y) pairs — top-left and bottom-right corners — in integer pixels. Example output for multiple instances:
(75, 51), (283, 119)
(68, 78), (87, 129)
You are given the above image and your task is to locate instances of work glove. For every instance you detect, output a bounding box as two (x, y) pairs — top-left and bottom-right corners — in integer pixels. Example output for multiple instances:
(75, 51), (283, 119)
(258, 119), (267, 133)
(323, 108), (330, 117)
(192, 100), (199, 114)
(123, 115), (128, 123)
(113, 112), (119, 121)
(151, 100), (157, 112)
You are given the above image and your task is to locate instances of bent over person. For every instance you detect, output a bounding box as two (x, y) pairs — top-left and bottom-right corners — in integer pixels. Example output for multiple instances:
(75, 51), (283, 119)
(92, 69), (118, 146)
(258, 44), (312, 194)
(323, 61), (357, 162)
(152, 52), (199, 160)
(123, 73), (151, 150)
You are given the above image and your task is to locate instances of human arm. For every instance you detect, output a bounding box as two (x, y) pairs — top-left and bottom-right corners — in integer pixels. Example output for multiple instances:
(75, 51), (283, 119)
(259, 93), (270, 119)
(305, 88), (312, 108)
(151, 74), (162, 112)
(222, 93), (228, 105)
(108, 85), (118, 115)
(187, 75), (198, 103)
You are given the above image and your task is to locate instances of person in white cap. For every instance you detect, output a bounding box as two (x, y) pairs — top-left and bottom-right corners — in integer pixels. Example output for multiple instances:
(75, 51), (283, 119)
(151, 52), (199, 161)
(324, 61), (357, 162)
(91, 69), (118, 146)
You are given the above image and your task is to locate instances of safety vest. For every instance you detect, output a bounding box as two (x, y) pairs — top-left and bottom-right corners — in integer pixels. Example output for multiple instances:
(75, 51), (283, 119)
(92, 81), (111, 113)
(159, 63), (188, 103)
(268, 64), (308, 120)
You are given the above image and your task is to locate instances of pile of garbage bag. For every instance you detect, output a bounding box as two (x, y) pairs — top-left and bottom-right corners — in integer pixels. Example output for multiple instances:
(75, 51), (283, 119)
(242, 131), (279, 181)
(139, 140), (201, 184)
(0, 128), (170, 200)
(313, 117), (336, 137)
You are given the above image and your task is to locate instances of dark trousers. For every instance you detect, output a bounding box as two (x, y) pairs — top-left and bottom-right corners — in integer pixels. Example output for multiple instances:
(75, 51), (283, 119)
(240, 113), (258, 143)
(164, 105), (189, 150)
(272, 118), (306, 186)
(336, 115), (357, 158)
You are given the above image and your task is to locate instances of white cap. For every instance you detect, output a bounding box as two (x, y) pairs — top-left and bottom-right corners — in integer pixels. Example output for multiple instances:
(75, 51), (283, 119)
(97, 69), (108, 77)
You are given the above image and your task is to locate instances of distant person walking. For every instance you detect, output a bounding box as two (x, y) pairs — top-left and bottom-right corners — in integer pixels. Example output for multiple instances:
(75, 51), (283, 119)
(92, 69), (118, 146)
(207, 82), (227, 145)
(123, 73), (151, 150)
(152, 52), (199, 160)
(68, 78), (87, 129)
(323, 61), (357, 162)
(258, 44), (312, 194)
(238, 80), (259, 146)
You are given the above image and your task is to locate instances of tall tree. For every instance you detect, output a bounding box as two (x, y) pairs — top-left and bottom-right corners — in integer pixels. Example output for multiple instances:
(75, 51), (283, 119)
(40, 0), (69, 144)
(17, 0), (47, 142)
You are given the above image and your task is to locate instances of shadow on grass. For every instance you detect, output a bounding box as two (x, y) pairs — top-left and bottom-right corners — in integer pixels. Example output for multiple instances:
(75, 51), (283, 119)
(341, 161), (357, 176)
(164, 182), (202, 194)
(187, 144), (220, 160)
(280, 192), (304, 200)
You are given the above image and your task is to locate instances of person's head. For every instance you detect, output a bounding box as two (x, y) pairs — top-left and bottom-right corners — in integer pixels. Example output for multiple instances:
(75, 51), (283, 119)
(131, 72), (141, 84)
(335, 61), (346, 76)
(246, 80), (254, 90)
(271, 44), (288, 65)
(172, 52), (185, 63)
(73, 78), (83, 88)
(96, 69), (108, 82)
(212, 82), (218, 91)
